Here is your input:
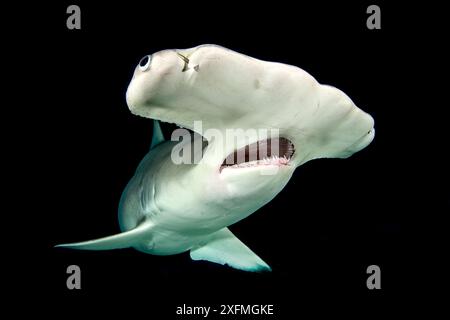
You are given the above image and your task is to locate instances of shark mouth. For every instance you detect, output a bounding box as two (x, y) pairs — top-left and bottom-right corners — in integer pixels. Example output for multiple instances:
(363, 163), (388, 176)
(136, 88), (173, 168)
(161, 123), (295, 171)
(220, 137), (295, 171)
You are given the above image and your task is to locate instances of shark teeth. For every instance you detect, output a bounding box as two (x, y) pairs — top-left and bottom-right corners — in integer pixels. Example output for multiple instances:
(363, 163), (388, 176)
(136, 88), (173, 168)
(224, 155), (291, 170)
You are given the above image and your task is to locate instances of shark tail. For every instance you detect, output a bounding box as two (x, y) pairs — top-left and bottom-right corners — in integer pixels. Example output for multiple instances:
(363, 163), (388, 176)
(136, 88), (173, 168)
(55, 220), (153, 251)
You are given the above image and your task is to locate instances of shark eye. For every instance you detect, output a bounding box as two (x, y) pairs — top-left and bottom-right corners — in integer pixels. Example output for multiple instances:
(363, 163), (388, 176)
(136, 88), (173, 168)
(138, 55), (151, 72)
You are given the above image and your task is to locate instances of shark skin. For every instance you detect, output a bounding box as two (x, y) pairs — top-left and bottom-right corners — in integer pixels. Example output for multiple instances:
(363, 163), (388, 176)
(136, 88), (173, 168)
(56, 45), (375, 272)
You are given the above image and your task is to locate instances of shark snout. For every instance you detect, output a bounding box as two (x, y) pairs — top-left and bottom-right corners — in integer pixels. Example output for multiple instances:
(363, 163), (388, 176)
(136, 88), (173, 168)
(355, 126), (375, 152)
(346, 113), (375, 155)
(362, 112), (375, 145)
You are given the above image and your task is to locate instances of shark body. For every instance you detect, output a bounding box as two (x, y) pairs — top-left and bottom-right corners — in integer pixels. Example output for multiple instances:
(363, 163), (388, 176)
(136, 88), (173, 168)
(56, 45), (375, 272)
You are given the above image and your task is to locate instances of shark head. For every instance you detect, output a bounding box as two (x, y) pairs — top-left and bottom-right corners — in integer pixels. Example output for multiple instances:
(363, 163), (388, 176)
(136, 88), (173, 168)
(126, 44), (374, 176)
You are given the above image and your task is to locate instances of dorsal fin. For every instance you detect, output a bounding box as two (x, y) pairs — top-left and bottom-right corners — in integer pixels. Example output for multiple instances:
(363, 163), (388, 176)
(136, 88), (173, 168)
(190, 227), (271, 272)
(150, 119), (165, 149)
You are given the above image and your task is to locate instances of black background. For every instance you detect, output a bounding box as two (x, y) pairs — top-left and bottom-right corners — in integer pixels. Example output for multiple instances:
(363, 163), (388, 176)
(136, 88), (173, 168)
(8, 1), (447, 317)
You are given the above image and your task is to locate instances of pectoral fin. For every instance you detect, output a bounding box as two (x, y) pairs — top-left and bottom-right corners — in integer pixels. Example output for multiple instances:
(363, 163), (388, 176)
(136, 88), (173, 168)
(55, 220), (153, 250)
(190, 228), (271, 272)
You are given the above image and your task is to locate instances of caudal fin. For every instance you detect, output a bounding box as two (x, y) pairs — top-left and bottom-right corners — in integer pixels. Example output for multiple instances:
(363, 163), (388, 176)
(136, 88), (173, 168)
(55, 221), (153, 251)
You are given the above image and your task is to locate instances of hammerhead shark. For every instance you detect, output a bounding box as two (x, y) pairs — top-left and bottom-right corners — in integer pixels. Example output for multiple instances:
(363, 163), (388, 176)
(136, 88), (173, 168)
(56, 45), (375, 272)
